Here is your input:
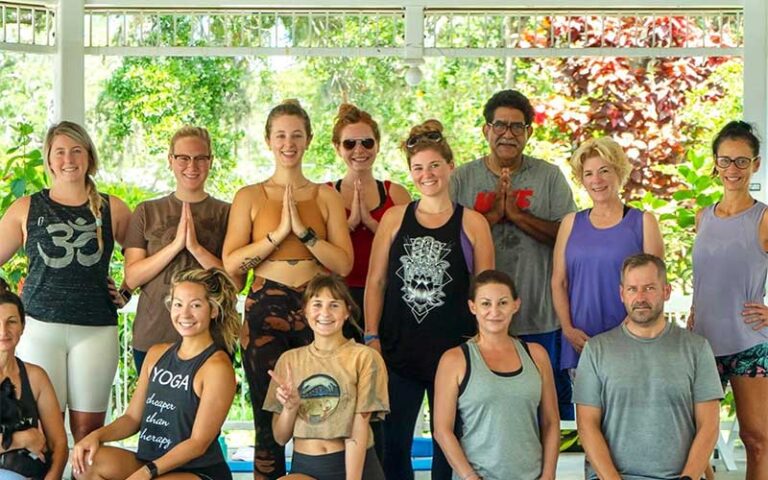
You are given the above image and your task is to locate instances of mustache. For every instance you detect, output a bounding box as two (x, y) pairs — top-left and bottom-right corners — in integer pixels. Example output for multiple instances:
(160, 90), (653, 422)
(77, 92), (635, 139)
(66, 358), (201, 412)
(632, 302), (652, 310)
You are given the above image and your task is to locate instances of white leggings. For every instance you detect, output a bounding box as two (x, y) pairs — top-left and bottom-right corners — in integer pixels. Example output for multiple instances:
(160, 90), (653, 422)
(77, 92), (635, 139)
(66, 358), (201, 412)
(17, 316), (118, 412)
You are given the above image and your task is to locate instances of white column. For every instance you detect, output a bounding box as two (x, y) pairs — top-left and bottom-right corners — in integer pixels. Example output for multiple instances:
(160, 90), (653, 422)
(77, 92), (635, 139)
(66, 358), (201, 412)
(403, 6), (424, 86)
(53, 0), (85, 125)
(743, 0), (768, 201)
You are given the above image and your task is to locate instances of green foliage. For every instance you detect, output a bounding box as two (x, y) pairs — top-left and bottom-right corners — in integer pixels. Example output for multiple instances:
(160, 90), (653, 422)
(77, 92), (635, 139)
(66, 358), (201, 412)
(0, 122), (46, 288)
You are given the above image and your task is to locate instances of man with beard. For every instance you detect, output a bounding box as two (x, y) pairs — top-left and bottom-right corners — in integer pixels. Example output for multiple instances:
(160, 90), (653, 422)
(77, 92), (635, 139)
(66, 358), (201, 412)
(450, 89), (577, 418)
(574, 253), (722, 480)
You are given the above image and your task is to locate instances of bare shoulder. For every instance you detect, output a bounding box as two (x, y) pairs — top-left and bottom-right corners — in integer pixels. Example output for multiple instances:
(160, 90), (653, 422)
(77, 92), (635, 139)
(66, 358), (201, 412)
(462, 207), (487, 227)
(526, 342), (552, 368)
(317, 182), (344, 203)
(22, 361), (51, 385)
(4, 195), (31, 219)
(145, 343), (174, 368)
(388, 182), (412, 204)
(439, 345), (466, 368)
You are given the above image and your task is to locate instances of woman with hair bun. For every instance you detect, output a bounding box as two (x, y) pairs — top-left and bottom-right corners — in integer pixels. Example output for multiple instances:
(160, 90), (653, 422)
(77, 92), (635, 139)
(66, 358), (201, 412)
(71, 267), (239, 480)
(124, 126), (230, 373)
(365, 120), (494, 480)
(692, 120), (768, 479)
(0, 121), (132, 442)
(329, 103), (410, 342)
(223, 100), (353, 479)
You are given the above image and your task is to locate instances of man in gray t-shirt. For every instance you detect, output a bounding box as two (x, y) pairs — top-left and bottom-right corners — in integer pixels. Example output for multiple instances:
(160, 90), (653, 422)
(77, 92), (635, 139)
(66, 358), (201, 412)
(574, 254), (723, 480)
(451, 89), (576, 418)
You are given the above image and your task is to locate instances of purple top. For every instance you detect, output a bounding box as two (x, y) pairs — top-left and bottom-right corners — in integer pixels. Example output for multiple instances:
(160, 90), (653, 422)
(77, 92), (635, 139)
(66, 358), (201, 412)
(693, 201), (768, 356)
(561, 207), (644, 369)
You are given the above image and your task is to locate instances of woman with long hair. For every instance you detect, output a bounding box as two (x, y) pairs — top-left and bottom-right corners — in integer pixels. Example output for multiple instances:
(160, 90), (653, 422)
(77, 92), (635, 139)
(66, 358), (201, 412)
(365, 119), (494, 479)
(124, 126), (230, 373)
(71, 268), (239, 480)
(223, 100), (353, 479)
(0, 121), (131, 441)
(691, 121), (768, 479)
(265, 274), (388, 480)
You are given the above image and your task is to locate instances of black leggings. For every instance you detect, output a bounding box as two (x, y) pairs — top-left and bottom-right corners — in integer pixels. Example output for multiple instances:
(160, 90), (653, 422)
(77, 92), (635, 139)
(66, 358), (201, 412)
(243, 277), (313, 479)
(291, 448), (384, 480)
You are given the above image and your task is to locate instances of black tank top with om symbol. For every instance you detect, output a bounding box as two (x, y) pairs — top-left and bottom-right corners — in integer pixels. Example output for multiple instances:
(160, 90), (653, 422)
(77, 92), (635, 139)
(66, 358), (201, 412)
(23, 189), (116, 326)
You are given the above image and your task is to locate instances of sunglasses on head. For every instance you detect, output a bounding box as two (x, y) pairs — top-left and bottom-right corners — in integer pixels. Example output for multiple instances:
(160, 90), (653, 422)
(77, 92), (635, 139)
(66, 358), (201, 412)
(341, 138), (376, 150)
(406, 131), (443, 149)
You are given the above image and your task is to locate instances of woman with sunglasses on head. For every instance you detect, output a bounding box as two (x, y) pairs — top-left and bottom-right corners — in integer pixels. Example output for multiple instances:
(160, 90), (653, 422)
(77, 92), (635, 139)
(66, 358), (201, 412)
(691, 121), (768, 479)
(0, 121), (132, 443)
(123, 126), (230, 374)
(365, 120), (494, 480)
(223, 99), (353, 480)
(329, 103), (410, 342)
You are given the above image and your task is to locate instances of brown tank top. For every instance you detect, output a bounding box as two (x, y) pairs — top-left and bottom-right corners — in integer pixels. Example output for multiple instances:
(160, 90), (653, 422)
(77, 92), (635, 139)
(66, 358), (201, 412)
(252, 184), (328, 260)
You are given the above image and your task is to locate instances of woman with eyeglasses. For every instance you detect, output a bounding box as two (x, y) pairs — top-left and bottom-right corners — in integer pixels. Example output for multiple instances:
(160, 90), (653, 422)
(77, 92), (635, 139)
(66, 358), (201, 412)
(691, 121), (768, 479)
(365, 120), (494, 480)
(329, 103), (411, 343)
(124, 126), (230, 373)
(223, 99), (353, 480)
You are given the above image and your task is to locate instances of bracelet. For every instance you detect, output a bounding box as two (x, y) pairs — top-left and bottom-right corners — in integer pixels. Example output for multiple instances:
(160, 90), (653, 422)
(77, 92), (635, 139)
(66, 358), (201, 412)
(363, 333), (379, 344)
(119, 288), (132, 303)
(266, 232), (279, 249)
(298, 227), (317, 245)
(145, 461), (158, 478)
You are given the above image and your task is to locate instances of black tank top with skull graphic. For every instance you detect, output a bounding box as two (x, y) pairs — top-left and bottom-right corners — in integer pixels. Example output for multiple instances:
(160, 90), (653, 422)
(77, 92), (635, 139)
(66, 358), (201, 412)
(23, 189), (116, 326)
(380, 201), (475, 382)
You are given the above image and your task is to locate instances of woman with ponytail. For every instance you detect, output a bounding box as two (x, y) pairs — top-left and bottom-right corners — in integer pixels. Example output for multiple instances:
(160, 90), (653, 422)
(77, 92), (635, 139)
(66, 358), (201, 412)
(71, 267), (239, 480)
(365, 120), (494, 480)
(223, 99), (353, 479)
(0, 121), (131, 442)
(328, 103), (410, 342)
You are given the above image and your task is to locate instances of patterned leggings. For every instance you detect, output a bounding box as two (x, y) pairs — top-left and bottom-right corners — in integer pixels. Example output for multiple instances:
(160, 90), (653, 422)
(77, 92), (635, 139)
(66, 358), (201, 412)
(242, 277), (313, 479)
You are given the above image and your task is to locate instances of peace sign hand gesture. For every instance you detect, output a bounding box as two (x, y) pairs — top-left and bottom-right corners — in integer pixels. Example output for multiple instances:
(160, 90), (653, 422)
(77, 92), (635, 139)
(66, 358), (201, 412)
(268, 365), (300, 412)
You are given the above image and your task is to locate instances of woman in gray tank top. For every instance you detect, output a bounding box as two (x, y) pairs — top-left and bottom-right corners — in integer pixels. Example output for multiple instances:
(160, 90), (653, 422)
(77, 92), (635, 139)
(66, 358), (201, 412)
(691, 121), (768, 478)
(433, 270), (560, 480)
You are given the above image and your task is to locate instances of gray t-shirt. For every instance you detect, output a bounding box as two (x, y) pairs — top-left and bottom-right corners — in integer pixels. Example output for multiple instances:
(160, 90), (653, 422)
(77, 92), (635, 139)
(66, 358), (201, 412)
(450, 155), (576, 334)
(573, 323), (723, 480)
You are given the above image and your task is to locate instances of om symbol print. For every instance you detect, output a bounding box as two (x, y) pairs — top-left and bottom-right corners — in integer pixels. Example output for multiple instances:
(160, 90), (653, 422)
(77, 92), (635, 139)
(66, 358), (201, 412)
(396, 236), (453, 324)
(37, 216), (103, 268)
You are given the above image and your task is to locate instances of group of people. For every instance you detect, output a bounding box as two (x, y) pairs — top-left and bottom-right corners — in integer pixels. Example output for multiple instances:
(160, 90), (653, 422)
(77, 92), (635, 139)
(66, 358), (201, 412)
(0, 88), (765, 480)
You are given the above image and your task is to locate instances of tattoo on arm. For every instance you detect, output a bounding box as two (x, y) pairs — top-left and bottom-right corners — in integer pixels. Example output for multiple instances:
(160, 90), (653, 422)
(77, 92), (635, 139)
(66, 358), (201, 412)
(239, 256), (262, 272)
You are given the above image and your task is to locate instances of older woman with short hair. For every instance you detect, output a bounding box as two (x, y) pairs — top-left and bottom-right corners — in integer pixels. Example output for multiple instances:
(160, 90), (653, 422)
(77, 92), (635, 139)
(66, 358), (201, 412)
(552, 137), (664, 372)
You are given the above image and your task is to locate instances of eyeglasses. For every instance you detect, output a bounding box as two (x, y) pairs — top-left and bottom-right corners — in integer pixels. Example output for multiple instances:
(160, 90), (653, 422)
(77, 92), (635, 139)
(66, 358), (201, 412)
(406, 131), (443, 150)
(172, 154), (211, 165)
(488, 121), (529, 136)
(341, 138), (376, 150)
(715, 155), (758, 169)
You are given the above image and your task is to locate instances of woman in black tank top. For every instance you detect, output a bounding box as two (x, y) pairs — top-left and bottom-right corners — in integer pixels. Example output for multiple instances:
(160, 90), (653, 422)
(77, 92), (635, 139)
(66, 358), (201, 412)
(0, 122), (132, 443)
(0, 288), (68, 479)
(365, 120), (495, 480)
(71, 268), (240, 480)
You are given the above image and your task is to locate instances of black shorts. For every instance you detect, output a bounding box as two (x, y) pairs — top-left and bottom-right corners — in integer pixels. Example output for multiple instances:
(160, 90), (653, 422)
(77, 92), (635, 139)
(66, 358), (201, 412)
(175, 461), (232, 480)
(291, 448), (383, 480)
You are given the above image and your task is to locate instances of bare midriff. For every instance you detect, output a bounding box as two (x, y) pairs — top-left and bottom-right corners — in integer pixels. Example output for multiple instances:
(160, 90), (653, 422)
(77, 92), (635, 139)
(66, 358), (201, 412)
(294, 438), (346, 455)
(253, 259), (326, 288)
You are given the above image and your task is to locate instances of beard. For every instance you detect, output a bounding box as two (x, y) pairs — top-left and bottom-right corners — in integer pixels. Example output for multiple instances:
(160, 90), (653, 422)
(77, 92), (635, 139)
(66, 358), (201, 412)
(627, 301), (664, 325)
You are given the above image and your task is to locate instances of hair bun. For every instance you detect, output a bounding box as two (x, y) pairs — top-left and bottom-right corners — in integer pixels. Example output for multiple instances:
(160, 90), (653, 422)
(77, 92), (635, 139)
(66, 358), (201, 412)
(282, 98), (302, 108)
(337, 103), (360, 118)
(408, 119), (444, 138)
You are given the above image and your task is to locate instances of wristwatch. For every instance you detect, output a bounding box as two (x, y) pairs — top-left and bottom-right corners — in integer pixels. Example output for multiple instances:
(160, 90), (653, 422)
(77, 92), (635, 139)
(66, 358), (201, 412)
(145, 461), (159, 478)
(298, 227), (317, 245)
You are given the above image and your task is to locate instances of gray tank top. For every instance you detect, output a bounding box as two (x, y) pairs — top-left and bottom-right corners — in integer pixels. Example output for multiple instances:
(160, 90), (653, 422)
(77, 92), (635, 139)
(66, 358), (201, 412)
(454, 338), (542, 480)
(693, 201), (768, 356)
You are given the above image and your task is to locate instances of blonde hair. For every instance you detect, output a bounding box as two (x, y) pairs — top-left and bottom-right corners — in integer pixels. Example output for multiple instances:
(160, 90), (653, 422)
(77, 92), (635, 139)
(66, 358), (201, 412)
(169, 126), (212, 157)
(44, 121), (105, 252)
(169, 268), (241, 356)
(401, 119), (453, 166)
(303, 274), (362, 335)
(569, 137), (632, 187)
